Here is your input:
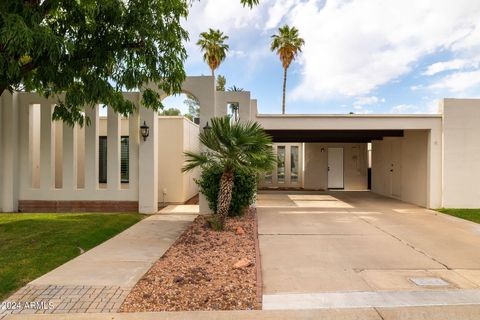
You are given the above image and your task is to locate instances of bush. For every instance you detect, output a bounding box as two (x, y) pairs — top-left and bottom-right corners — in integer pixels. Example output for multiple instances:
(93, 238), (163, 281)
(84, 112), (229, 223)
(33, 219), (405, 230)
(196, 165), (257, 217)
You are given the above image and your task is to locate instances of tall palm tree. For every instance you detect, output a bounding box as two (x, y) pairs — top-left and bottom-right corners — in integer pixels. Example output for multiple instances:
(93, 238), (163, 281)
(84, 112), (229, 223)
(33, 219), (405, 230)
(183, 117), (276, 227)
(270, 25), (305, 114)
(197, 29), (229, 77)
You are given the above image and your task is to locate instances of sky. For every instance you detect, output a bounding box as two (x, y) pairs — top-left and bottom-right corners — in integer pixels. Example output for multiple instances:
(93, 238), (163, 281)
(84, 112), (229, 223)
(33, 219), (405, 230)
(164, 0), (480, 115)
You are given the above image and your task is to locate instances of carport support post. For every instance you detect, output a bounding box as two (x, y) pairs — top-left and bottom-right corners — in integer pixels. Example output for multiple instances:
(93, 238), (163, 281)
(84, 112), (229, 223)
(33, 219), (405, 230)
(0, 92), (19, 212)
(138, 107), (158, 213)
(427, 127), (442, 208)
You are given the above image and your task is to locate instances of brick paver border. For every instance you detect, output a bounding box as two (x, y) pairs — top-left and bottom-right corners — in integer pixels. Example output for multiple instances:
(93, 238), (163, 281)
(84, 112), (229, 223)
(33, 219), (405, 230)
(1, 285), (129, 318)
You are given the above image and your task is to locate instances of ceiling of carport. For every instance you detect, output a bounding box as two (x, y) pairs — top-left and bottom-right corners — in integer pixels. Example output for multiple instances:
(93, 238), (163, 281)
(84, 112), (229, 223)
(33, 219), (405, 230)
(265, 130), (404, 143)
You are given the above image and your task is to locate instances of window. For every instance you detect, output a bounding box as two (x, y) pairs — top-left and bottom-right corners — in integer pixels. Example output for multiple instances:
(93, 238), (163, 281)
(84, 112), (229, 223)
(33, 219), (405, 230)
(99, 136), (129, 183)
(99, 137), (108, 183)
(277, 146), (285, 183)
(120, 137), (129, 183)
(291, 146), (299, 183)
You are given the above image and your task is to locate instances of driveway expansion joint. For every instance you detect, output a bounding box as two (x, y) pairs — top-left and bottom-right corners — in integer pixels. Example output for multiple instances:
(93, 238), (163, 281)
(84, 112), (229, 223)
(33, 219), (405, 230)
(358, 216), (451, 270)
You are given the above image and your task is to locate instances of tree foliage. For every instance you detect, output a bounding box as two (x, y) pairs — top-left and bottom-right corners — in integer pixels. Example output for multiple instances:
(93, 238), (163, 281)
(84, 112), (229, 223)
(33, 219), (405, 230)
(216, 74), (226, 91)
(196, 29), (229, 77)
(183, 116), (274, 228)
(197, 164), (257, 217)
(184, 94), (199, 120)
(160, 108), (182, 116)
(0, 0), (259, 125)
(183, 116), (276, 174)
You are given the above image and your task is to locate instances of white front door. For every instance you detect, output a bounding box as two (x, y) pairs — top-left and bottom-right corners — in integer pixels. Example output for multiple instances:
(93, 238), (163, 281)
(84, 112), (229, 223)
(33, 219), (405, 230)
(328, 148), (344, 189)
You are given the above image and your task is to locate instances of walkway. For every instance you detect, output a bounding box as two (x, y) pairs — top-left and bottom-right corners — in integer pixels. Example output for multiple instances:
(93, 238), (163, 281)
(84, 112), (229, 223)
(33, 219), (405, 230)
(256, 191), (480, 310)
(0, 206), (198, 318)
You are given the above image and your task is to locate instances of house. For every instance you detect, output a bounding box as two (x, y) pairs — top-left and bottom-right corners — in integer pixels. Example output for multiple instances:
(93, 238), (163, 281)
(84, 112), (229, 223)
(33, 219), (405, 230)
(0, 76), (479, 213)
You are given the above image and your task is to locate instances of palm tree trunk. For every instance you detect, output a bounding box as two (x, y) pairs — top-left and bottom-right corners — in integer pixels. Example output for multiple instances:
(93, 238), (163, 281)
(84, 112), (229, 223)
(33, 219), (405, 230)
(282, 66), (287, 114)
(217, 169), (234, 227)
(211, 68), (215, 78)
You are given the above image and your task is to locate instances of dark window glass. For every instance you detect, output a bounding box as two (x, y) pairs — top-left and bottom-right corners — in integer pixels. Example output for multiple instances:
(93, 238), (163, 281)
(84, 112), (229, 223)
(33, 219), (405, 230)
(99, 137), (107, 183)
(121, 137), (129, 183)
(99, 136), (129, 183)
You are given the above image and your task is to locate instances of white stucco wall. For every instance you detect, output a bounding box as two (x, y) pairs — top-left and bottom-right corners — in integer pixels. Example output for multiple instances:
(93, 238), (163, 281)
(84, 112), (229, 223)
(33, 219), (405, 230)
(304, 143), (368, 190)
(0, 96), (3, 211)
(158, 116), (199, 204)
(442, 99), (480, 208)
(371, 130), (428, 207)
(182, 118), (200, 201)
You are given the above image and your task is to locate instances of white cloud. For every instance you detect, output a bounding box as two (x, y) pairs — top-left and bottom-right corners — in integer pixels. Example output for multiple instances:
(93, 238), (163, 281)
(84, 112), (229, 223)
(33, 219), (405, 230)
(423, 59), (475, 76)
(429, 70), (480, 94)
(390, 104), (418, 114)
(286, 0), (480, 100)
(390, 100), (441, 114)
(351, 95), (384, 113)
(264, 0), (300, 30)
(354, 96), (385, 106)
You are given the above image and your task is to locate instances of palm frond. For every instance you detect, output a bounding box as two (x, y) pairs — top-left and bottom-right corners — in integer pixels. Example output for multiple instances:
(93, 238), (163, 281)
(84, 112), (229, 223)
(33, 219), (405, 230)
(184, 116), (276, 174)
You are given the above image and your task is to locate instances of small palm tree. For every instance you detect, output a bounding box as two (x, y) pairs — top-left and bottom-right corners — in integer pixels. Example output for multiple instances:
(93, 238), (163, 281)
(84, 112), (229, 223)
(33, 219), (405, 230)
(197, 29), (229, 77)
(183, 117), (276, 227)
(271, 25), (305, 114)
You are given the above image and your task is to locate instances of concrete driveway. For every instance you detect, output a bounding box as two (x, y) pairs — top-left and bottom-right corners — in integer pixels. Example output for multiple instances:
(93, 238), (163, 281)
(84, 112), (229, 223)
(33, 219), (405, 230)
(257, 191), (480, 310)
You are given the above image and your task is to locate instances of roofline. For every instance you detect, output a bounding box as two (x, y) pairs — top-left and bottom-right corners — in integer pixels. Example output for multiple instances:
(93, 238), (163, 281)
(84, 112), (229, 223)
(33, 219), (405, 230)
(255, 113), (443, 119)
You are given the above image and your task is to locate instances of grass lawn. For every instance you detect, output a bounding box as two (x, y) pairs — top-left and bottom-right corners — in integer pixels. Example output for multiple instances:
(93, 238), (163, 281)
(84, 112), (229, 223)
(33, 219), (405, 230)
(437, 208), (480, 224)
(0, 213), (144, 300)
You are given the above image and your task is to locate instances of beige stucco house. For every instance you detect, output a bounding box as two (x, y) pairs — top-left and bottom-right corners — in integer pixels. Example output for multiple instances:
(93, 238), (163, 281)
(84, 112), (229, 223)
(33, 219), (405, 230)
(0, 76), (479, 213)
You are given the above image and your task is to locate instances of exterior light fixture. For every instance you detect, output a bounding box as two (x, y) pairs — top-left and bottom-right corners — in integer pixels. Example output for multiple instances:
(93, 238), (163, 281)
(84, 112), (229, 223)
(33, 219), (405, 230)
(321, 147), (325, 153)
(140, 121), (150, 141)
(203, 121), (211, 132)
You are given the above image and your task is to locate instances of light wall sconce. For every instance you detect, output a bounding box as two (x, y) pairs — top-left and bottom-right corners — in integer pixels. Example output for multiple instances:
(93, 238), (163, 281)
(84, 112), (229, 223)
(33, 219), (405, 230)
(203, 121), (211, 132)
(321, 147), (325, 153)
(140, 121), (150, 141)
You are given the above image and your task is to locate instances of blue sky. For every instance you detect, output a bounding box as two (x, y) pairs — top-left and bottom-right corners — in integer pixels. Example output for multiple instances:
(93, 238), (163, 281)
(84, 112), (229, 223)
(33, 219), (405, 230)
(164, 0), (480, 115)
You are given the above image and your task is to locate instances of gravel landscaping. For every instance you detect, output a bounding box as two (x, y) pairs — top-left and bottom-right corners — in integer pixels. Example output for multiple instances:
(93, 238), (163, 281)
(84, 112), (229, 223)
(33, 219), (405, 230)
(120, 208), (258, 312)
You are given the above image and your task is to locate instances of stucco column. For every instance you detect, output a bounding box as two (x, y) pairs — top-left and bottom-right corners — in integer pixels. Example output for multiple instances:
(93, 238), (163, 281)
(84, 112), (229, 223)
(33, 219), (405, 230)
(427, 127), (442, 208)
(1, 92), (19, 212)
(40, 104), (55, 190)
(138, 107), (158, 213)
(85, 105), (99, 191)
(107, 107), (121, 191)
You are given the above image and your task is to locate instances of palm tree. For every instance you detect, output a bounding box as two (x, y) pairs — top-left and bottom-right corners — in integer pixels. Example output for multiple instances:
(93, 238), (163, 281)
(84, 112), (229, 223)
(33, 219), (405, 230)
(270, 25), (305, 114)
(183, 117), (276, 227)
(197, 29), (229, 77)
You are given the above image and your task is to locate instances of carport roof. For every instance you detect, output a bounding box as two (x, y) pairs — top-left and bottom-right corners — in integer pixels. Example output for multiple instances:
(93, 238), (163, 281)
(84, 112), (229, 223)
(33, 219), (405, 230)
(265, 129), (404, 143)
(255, 113), (442, 141)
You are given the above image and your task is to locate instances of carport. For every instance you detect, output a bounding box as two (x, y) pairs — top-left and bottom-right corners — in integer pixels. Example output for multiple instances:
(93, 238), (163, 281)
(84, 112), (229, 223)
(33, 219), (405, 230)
(254, 113), (442, 208)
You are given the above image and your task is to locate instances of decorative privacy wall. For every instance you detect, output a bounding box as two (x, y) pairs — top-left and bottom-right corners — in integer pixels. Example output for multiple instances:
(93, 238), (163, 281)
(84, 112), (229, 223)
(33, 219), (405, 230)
(0, 76), (257, 213)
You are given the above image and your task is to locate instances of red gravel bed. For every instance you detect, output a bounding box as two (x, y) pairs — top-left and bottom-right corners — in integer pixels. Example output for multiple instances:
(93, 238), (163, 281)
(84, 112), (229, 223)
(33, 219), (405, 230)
(120, 209), (258, 312)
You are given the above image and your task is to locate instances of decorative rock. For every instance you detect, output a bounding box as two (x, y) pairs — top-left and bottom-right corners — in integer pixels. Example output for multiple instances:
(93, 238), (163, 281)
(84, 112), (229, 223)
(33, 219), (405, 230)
(233, 258), (252, 269)
(236, 226), (245, 235)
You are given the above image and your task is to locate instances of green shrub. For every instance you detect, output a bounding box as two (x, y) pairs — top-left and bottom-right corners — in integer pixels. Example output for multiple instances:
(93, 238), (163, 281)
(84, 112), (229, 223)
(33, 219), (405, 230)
(196, 165), (257, 217)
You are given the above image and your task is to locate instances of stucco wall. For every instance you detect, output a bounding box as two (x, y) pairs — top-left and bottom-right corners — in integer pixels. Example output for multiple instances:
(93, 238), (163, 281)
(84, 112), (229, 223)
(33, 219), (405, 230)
(304, 143), (368, 190)
(158, 116), (199, 204)
(182, 118), (200, 201)
(371, 131), (428, 207)
(442, 99), (480, 208)
(0, 97), (3, 211)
